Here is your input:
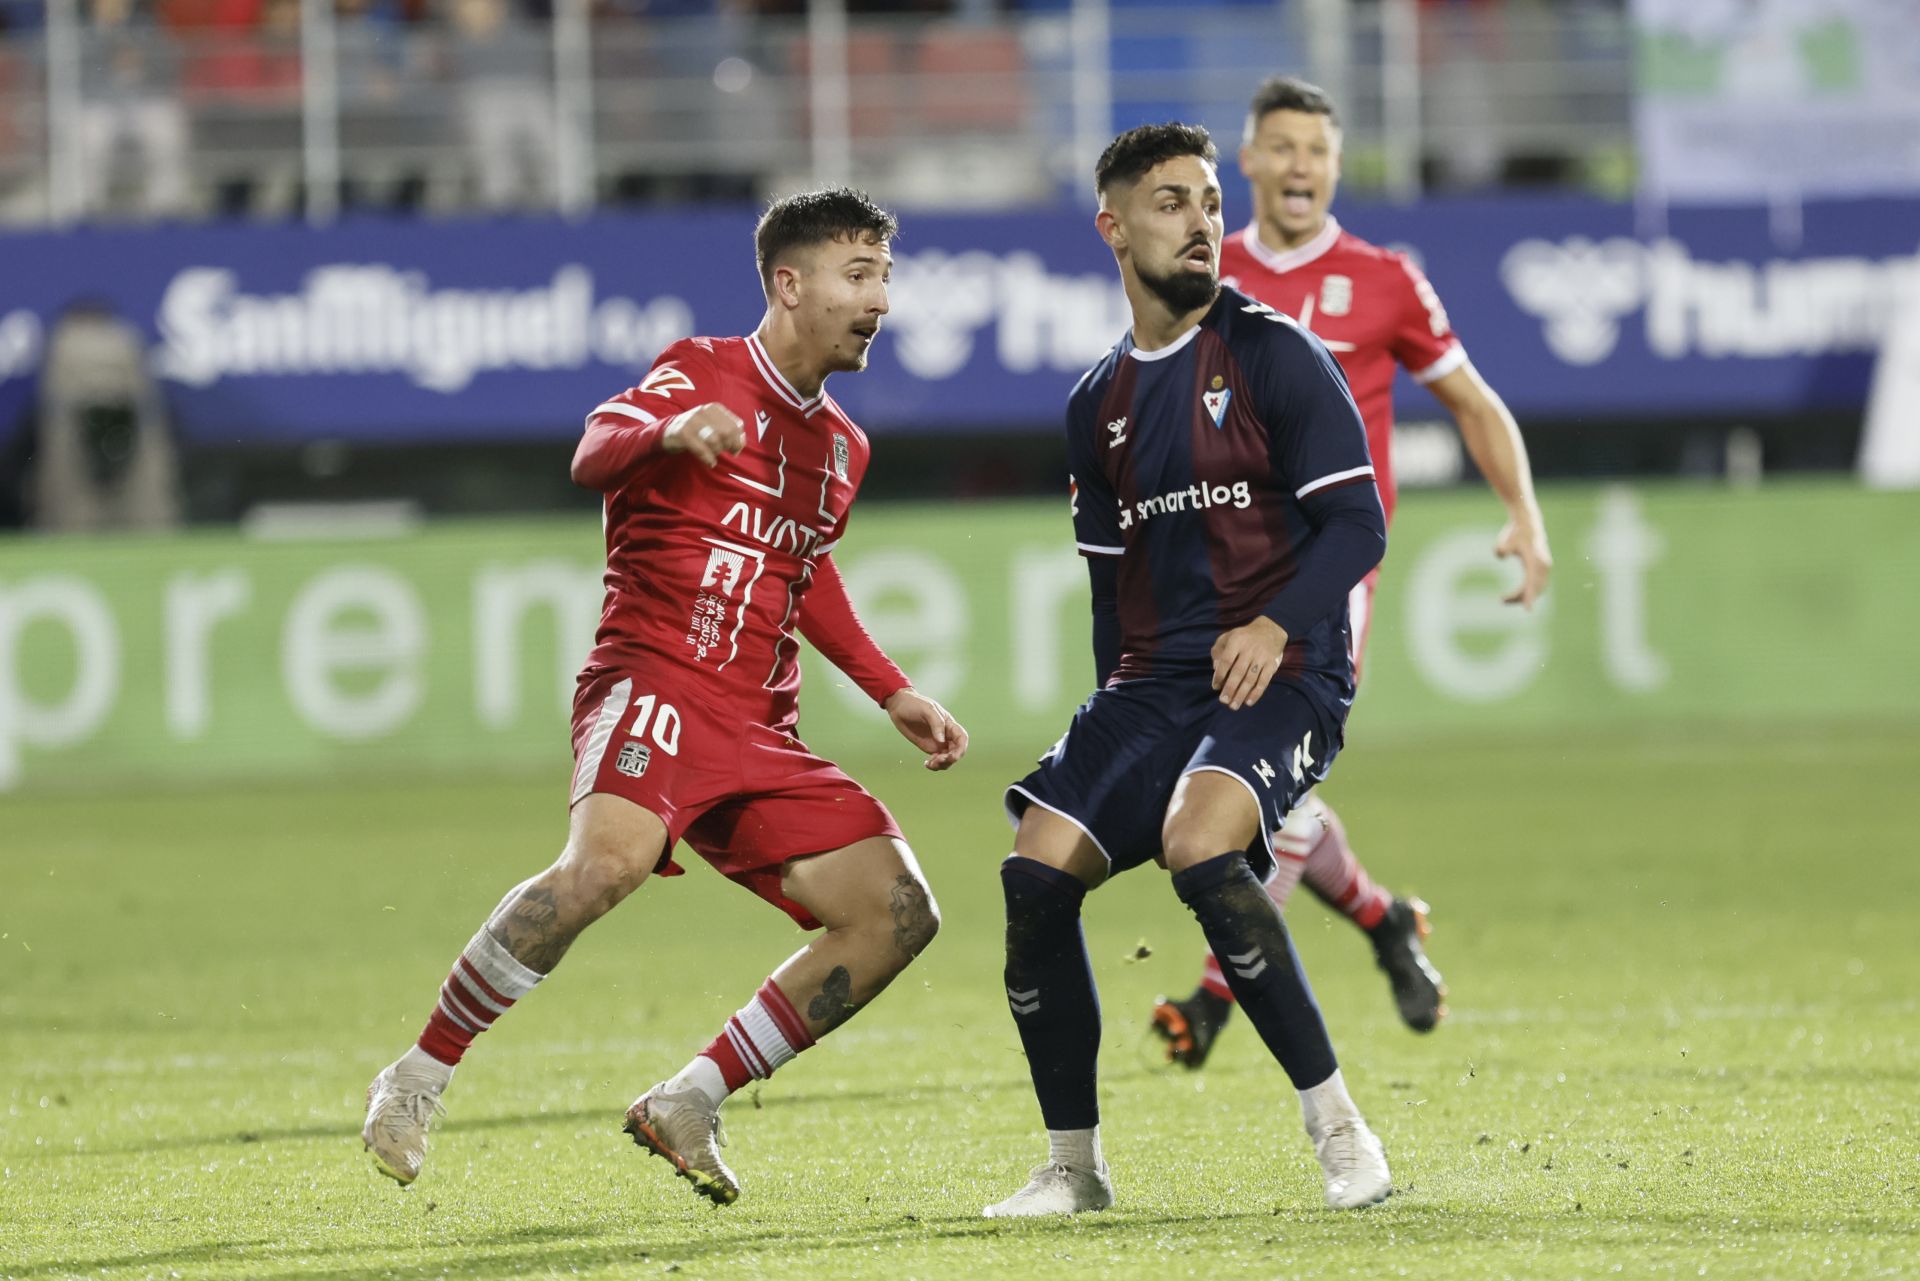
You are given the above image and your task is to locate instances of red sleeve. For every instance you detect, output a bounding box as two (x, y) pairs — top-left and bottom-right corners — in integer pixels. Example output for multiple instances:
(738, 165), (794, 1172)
(1386, 253), (1467, 385)
(796, 553), (911, 707)
(570, 342), (714, 493)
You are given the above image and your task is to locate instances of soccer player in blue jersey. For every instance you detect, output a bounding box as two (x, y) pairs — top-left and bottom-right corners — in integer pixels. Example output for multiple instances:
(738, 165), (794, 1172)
(983, 123), (1394, 1219)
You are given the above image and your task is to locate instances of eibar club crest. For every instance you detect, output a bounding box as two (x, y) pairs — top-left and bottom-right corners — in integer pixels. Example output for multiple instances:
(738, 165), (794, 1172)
(614, 741), (652, 778)
(1202, 386), (1232, 427)
(831, 433), (850, 481)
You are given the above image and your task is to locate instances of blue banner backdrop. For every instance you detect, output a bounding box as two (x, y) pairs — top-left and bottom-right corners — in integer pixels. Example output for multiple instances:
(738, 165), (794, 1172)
(1, 195), (1914, 443)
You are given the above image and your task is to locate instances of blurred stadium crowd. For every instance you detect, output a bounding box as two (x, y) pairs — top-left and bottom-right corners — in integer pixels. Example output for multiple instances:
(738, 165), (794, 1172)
(0, 0), (1629, 223)
(3, 0), (1910, 535)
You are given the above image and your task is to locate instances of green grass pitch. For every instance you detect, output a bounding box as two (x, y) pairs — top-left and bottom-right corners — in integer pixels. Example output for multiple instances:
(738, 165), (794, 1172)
(4, 724), (1917, 1279)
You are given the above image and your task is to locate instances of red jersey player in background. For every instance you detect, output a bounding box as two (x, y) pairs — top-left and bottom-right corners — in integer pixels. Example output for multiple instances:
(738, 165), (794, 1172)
(363, 190), (968, 1204)
(1150, 77), (1553, 1064)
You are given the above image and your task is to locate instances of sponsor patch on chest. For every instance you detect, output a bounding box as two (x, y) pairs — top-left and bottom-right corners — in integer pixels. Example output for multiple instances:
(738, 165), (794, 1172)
(1321, 274), (1353, 317)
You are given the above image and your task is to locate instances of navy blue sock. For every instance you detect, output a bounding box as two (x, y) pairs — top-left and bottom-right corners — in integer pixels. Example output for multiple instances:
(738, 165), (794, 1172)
(1170, 852), (1337, 1089)
(1001, 856), (1101, 1130)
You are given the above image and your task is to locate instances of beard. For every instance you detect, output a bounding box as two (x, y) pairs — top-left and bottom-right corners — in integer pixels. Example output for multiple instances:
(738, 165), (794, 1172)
(1137, 255), (1220, 314)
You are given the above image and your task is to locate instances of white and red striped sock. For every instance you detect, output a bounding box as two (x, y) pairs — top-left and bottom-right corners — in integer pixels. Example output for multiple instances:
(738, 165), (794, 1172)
(683, 980), (817, 1106)
(1299, 797), (1392, 931)
(1199, 953), (1235, 1001)
(415, 928), (544, 1066)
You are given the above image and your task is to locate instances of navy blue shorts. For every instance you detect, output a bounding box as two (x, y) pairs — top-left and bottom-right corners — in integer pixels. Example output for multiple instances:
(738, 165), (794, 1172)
(1005, 673), (1346, 882)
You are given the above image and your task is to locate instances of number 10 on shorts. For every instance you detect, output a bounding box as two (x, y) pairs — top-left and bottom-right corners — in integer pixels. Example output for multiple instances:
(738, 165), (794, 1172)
(628, 693), (682, 756)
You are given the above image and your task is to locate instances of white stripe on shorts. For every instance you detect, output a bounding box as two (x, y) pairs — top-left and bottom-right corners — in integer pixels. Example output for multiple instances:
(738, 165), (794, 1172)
(569, 678), (633, 807)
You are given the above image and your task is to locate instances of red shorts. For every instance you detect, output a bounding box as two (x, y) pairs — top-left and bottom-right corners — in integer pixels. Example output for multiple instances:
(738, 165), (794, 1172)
(568, 663), (901, 929)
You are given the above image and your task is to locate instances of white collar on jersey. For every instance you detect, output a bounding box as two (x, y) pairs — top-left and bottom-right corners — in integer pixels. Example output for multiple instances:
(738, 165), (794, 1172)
(746, 332), (827, 416)
(1239, 215), (1342, 275)
(1126, 321), (1203, 363)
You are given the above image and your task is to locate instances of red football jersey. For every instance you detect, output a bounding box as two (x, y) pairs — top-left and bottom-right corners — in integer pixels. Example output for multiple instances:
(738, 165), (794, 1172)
(1220, 216), (1465, 523)
(577, 334), (871, 730)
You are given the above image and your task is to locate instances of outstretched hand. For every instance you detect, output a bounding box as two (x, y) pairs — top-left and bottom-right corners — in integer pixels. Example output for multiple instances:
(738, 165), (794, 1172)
(884, 688), (969, 771)
(1494, 517), (1553, 608)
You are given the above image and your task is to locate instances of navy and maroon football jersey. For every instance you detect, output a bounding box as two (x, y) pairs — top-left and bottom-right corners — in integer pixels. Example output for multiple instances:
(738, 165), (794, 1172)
(1067, 285), (1384, 696)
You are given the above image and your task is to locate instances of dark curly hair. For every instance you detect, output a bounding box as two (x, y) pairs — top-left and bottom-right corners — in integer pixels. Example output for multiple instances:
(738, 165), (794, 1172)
(754, 188), (899, 290)
(1094, 123), (1218, 198)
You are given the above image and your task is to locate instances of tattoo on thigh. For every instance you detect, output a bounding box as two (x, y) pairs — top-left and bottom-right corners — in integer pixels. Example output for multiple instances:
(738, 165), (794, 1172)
(487, 884), (572, 974)
(806, 965), (860, 1031)
(888, 874), (938, 959)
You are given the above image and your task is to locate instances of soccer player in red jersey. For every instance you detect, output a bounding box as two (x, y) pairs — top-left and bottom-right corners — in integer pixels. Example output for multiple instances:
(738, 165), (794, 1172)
(1150, 77), (1554, 1062)
(362, 190), (967, 1204)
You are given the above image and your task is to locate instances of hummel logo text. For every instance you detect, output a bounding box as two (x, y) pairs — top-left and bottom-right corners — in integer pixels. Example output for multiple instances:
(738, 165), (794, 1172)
(1289, 732), (1316, 785)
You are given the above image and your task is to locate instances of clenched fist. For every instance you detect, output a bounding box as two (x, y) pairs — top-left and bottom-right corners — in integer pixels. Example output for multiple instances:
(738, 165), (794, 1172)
(662, 403), (747, 466)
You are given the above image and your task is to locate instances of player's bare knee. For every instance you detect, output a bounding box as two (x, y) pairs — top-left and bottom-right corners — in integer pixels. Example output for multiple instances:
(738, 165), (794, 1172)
(886, 871), (941, 961)
(559, 831), (653, 915)
(1012, 806), (1107, 888)
(1161, 821), (1236, 874)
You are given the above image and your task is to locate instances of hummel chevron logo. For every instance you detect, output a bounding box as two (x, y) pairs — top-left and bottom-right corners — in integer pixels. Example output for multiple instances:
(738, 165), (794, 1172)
(1007, 987), (1041, 1015)
(1241, 300), (1300, 329)
(1288, 731), (1316, 785)
(1227, 949), (1268, 982)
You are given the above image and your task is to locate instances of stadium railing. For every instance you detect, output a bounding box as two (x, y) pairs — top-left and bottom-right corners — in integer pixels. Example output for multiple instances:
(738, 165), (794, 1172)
(0, 1), (1633, 228)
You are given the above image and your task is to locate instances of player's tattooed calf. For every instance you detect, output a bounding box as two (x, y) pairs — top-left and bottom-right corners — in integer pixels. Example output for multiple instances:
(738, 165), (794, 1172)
(806, 965), (861, 1031)
(888, 873), (939, 959)
(487, 882), (574, 974)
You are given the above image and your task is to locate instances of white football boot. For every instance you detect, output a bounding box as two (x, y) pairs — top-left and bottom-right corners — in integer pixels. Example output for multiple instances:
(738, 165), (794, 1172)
(1312, 1117), (1392, 1208)
(982, 1161), (1115, 1218)
(624, 1083), (740, 1205)
(362, 1051), (452, 1185)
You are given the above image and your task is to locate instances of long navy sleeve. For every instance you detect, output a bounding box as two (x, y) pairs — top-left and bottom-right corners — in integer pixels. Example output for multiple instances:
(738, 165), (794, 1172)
(1260, 479), (1386, 638)
(1088, 555), (1121, 686)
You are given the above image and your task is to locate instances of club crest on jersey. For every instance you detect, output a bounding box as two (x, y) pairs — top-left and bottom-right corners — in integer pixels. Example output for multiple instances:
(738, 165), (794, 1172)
(614, 741), (652, 778)
(1321, 275), (1353, 317)
(639, 363), (695, 398)
(1203, 387), (1232, 427)
(832, 433), (850, 481)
